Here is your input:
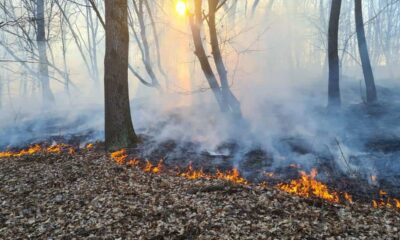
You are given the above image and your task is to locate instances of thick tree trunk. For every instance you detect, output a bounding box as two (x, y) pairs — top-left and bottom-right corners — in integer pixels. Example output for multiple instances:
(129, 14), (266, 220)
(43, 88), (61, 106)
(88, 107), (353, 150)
(208, 0), (242, 116)
(36, 0), (54, 103)
(104, 0), (138, 150)
(355, 0), (377, 103)
(328, 0), (342, 108)
(189, 0), (225, 111)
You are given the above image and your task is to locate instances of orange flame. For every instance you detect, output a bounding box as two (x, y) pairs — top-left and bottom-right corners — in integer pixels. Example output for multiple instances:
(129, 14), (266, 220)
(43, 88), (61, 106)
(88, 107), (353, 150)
(0, 145), (42, 158)
(0, 144), (79, 158)
(372, 190), (400, 210)
(110, 149), (128, 165)
(47, 145), (63, 154)
(144, 160), (163, 174)
(395, 199), (400, 209)
(68, 147), (76, 155)
(344, 192), (353, 203)
(178, 164), (247, 184)
(85, 143), (94, 150)
(180, 164), (207, 179)
(277, 168), (341, 203)
(127, 159), (139, 167)
(216, 168), (248, 184)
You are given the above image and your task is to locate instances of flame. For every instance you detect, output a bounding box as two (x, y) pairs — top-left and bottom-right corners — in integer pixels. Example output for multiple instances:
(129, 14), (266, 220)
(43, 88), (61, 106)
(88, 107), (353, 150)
(127, 159), (139, 167)
(395, 199), (400, 208)
(277, 168), (341, 203)
(179, 165), (247, 184)
(47, 145), (63, 154)
(176, 0), (187, 16)
(379, 190), (387, 196)
(180, 164), (207, 179)
(216, 168), (248, 184)
(68, 147), (76, 155)
(0, 145), (42, 158)
(0, 143), (79, 158)
(372, 190), (400, 210)
(344, 192), (353, 203)
(85, 143), (94, 150)
(110, 149), (128, 165)
(144, 160), (163, 174)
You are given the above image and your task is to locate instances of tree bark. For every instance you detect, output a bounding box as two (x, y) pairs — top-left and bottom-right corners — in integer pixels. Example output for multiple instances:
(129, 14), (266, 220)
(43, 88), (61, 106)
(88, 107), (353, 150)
(328, 0), (342, 108)
(36, 0), (54, 103)
(104, 0), (138, 150)
(355, 0), (377, 103)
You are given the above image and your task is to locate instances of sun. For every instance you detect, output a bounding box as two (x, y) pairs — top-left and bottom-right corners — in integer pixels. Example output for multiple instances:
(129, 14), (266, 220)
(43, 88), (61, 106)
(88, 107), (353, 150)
(176, 0), (187, 16)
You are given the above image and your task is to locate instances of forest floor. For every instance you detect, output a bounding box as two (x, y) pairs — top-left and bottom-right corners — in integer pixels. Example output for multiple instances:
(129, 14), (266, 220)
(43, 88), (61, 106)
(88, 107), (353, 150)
(0, 149), (399, 239)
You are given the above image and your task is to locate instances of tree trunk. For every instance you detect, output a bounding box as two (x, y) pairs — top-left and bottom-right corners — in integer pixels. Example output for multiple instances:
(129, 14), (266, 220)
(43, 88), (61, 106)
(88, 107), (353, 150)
(328, 0), (342, 108)
(189, 0), (225, 111)
(208, 0), (242, 116)
(355, 0), (377, 103)
(36, 0), (54, 103)
(104, 0), (138, 150)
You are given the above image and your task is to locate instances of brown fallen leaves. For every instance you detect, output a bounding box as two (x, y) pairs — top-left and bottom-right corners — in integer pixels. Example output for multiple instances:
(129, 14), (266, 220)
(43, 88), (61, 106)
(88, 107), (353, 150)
(0, 151), (399, 239)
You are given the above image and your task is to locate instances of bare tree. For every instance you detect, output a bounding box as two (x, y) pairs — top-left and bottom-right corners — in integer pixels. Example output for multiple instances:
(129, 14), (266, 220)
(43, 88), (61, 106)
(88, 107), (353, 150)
(189, 0), (242, 116)
(104, 0), (138, 150)
(36, 0), (54, 102)
(355, 0), (377, 103)
(328, 0), (342, 108)
(208, 0), (241, 116)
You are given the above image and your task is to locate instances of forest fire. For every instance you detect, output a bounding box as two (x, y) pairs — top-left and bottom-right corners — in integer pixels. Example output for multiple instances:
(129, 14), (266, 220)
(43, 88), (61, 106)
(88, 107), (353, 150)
(110, 149), (128, 165)
(179, 164), (207, 179)
(0, 144), (75, 158)
(144, 160), (163, 174)
(215, 168), (248, 184)
(0, 144), (42, 158)
(277, 168), (342, 203)
(109, 150), (248, 184)
(0, 144), (399, 211)
(107, 149), (399, 208)
(372, 190), (400, 209)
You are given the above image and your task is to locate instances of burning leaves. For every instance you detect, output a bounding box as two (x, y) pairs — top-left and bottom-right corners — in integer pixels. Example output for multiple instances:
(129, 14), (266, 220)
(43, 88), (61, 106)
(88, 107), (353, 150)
(110, 149), (248, 185)
(110, 149), (128, 165)
(277, 168), (343, 204)
(108, 149), (400, 210)
(0, 144), (41, 158)
(2, 144), (400, 211)
(215, 168), (248, 184)
(372, 190), (400, 210)
(0, 144), (76, 158)
(179, 164), (207, 179)
(179, 164), (248, 184)
(109, 149), (164, 174)
(144, 160), (163, 174)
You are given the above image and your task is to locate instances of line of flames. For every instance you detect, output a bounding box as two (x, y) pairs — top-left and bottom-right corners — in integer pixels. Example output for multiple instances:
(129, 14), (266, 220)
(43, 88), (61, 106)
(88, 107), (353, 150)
(110, 149), (248, 184)
(372, 190), (400, 209)
(0, 143), (96, 158)
(0, 144), (398, 210)
(277, 168), (352, 204)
